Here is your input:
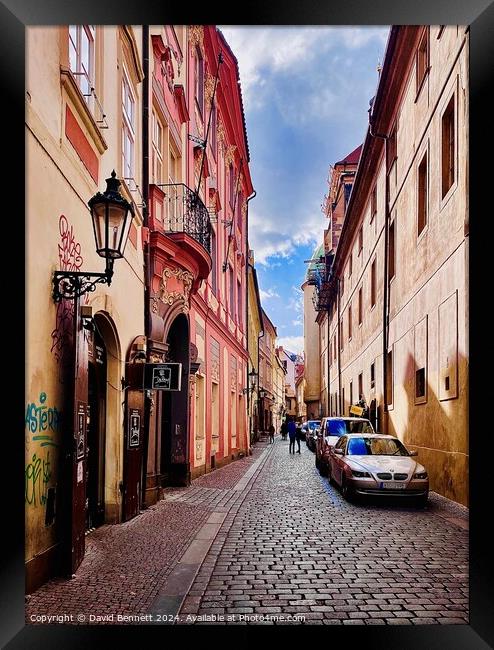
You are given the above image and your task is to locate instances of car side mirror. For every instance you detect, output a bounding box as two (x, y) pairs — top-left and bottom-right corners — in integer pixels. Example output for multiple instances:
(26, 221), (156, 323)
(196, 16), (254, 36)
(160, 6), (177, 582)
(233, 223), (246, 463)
(409, 450), (418, 456)
(334, 448), (344, 455)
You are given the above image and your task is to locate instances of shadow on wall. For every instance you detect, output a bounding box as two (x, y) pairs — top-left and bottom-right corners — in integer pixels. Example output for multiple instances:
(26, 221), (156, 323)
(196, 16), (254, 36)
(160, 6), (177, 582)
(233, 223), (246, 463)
(390, 352), (468, 506)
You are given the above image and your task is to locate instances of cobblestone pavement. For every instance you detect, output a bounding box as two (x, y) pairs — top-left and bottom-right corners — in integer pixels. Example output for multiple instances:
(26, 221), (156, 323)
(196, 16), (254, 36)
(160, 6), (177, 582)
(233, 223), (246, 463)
(178, 438), (469, 625)
(25, 443), (268, 625)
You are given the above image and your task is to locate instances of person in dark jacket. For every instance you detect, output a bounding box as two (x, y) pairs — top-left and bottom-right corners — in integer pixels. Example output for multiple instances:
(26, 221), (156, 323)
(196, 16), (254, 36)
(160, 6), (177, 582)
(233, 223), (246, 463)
(287, 418), (297, 454)
(280, 420), (287, 441)
(295, 420), (302, 454)
(268, 423), (275, 444)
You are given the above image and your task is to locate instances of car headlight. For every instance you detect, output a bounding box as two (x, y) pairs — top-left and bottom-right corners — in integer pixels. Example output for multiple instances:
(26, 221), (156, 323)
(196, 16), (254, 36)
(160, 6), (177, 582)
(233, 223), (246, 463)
(351, 470), (371, 478)
(413, 471), (428, 479)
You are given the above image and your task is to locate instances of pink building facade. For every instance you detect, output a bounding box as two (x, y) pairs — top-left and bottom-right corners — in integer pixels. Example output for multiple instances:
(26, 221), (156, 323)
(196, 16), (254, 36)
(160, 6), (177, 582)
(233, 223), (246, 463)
(145, 26), (254, 502)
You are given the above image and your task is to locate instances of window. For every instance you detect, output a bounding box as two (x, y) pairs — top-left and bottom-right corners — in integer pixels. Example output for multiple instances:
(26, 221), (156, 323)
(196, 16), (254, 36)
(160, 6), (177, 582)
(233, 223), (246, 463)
(416, 368), (426, 399)
(349, 253), (352, 277)
(210, 228), (217, 294)
(333, 336), (337, 361)
(358, 373), (363, 399)
(348, 305), (352, 340)
(210, 101), (217, 157)
(386, 349), (393, 406)
(237, 191), (243, 231)
(442, 94), (455, 198)
(340, 273), (344, 297)
(229, 266), (235, 317)
(371, 258), (376, 307)
(371, 185), (377, 222)
(344, 183), (352, 209)
(387, 124), (397, 171)
(349, 381), (353, 408)
(237, 280), (242, 326)
(358, 226), (363, 254)
(195, 46), (204, 115)
(358, 286), (363, 325)
(417, 151), (428, 236)
(339, 321), (343, 351)
(122, 69), (135, 180)
(151, 111), (163, 184)
(229, 163), (235, 207)
(69, 25), (95, 103)
(416, 28), (429, 94)
(389, 220), (395, 279)
(370, 362), (375, 389)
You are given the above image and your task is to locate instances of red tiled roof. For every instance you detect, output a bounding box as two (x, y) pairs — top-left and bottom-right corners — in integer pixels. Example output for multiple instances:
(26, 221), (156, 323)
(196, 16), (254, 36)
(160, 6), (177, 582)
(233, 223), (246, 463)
(336, 144), (362, 166)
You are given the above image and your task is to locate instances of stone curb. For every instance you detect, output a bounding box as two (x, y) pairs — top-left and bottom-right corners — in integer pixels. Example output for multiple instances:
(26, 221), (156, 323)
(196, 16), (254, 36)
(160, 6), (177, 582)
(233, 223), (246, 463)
(146, 441), (276, 623)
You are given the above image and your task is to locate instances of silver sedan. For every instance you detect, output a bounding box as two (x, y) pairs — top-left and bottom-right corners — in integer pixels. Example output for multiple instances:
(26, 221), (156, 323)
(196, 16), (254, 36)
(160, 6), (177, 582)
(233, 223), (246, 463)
(328, 433), (429, 506)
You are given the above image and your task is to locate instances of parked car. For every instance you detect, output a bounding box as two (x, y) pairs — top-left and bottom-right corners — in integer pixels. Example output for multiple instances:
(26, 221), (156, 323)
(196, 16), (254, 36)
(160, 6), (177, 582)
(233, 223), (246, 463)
(315, 417), (375, 476)
(305, 420), (321, 451)
(328, 433), (429, 507)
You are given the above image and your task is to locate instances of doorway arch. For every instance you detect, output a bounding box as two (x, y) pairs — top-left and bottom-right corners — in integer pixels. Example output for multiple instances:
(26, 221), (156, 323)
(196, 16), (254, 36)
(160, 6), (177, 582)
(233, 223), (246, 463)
(160, 313), (190, 486)
(93, 311), (122, 523)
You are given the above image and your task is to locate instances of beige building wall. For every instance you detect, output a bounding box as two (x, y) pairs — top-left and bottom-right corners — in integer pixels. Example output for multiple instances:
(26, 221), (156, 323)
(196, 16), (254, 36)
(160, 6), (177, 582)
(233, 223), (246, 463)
(26, 27), (145, 581)
(324, 25), (468, 505)
(302, 279), (320, 418)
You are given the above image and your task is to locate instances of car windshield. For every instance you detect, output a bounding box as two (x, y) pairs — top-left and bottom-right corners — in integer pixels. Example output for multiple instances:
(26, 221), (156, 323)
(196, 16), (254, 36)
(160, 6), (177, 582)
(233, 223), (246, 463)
(346, 437), (410, 456)
(308, 421), (320, 429)
(326, 419), (374, 436)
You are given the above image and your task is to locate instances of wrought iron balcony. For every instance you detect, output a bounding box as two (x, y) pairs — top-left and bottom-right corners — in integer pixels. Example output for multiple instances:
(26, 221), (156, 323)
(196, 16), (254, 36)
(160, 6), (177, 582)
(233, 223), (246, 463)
(161, 183), (211, 255)
(307, 254), (334, 311)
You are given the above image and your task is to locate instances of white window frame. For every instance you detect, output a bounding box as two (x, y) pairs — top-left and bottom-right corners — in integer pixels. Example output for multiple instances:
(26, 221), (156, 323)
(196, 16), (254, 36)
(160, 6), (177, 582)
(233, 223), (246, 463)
(122, 67), (135, 181)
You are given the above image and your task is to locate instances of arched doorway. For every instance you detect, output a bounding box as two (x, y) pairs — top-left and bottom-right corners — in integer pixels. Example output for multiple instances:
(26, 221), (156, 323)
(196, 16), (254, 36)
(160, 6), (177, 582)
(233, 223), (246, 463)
(160, 313), (190, 486)
(92, 312), (121, 524)
(86, 326), (106, 530)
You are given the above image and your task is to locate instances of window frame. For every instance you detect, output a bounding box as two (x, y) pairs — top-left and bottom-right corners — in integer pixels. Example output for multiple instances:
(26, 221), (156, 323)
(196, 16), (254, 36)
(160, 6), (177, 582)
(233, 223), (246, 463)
(121, 65), (136, 181)
(441, 91), (456, 202)
(415, 27), (430, 100)
(417, 149), (428, 239)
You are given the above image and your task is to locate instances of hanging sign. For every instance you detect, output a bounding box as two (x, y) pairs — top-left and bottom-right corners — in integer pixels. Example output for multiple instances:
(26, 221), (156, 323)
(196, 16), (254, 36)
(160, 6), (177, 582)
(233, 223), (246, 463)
(349, 405), (364, 417)
(143, 363), (182, 391)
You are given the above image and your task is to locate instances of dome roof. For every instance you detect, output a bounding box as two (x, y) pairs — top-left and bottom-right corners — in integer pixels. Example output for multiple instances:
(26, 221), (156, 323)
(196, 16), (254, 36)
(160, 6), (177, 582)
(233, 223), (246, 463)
(306, 242), (325, 280)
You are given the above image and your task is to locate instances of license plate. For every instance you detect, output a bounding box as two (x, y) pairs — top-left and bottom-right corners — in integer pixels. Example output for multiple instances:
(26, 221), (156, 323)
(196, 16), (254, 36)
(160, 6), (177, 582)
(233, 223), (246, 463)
(380, 481), (406, 490)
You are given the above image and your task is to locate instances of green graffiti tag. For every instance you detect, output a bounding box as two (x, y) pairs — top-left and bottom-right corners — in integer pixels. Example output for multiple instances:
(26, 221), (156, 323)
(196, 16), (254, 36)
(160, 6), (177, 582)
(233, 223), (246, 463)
(25, 451), (52, 506)
(25, 392), (61, 435)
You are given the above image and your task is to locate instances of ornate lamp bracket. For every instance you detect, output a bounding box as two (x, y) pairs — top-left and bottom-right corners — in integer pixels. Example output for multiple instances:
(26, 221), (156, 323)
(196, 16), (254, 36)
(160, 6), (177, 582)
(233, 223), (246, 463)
(52, 263), (114, 303)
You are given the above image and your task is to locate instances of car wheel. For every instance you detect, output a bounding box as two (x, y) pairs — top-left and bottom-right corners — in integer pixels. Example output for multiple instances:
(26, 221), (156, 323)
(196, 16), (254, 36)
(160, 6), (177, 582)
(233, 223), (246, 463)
(416, 494), (428, 508)
(318, 458), (328, 477)
(341, 476), (355, 502)
(328, 465), (335, 486)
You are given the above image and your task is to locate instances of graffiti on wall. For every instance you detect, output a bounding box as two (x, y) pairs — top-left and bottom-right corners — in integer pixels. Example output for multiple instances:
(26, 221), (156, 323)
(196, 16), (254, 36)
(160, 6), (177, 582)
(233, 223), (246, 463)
(25, 392), (60, 507)
(50, 215), (84, 365)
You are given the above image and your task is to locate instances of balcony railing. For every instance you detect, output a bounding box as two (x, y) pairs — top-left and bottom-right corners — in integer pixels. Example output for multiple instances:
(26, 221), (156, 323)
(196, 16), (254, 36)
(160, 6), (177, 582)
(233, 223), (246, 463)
(160, 183), (211, 255)
(307, 254), (334, 311)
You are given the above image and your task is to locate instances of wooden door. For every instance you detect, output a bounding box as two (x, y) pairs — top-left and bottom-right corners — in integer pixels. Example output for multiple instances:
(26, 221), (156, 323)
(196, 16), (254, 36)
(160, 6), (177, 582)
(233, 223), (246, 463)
(123, 387), (144, 521)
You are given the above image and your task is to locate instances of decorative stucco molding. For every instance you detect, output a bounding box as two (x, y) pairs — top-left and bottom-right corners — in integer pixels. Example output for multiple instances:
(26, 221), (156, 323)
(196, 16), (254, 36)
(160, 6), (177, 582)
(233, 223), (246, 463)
(189, 26), (204, 55)
(159, 266), (194, 314)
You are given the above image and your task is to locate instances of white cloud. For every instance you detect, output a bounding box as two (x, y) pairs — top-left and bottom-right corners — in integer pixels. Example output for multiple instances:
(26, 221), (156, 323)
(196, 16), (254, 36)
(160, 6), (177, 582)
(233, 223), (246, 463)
(259, 287), (279, 301)
(277, 335), (304, 355)
(249, 206), (326, 266)
(220, 26), (388, 112)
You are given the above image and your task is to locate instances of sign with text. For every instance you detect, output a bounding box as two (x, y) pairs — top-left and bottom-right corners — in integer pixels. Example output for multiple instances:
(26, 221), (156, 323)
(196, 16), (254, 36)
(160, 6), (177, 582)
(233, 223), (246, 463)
(143, 363), (182, 391)
(128, 408), (141, 448)
(349, 405), (364, 417)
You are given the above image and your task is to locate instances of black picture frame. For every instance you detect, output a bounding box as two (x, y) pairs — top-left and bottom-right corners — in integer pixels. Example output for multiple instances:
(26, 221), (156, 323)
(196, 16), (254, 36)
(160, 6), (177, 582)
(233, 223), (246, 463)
(4, 0), (491, 647)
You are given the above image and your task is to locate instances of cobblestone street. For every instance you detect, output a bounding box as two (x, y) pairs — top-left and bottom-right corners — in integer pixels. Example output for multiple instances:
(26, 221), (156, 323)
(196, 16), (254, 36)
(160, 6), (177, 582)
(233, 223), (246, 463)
(178, 437), (469, 626)
(25, 437), (468, 626)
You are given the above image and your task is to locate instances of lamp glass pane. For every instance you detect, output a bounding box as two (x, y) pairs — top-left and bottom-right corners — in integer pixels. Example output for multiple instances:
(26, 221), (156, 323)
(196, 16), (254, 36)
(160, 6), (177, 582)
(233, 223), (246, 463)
(107, 203), (127, 258)
(91, 201), (107, 255)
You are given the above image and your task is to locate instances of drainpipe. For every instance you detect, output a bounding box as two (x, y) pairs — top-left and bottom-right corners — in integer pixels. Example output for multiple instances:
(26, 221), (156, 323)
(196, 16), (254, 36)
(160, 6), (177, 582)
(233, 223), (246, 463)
(245, 190), (256, 449)
(337, 278), (342, 415)
(141, 25), (150, 508)
(327, 303), (330, 415)
(368, 103), (389, 434)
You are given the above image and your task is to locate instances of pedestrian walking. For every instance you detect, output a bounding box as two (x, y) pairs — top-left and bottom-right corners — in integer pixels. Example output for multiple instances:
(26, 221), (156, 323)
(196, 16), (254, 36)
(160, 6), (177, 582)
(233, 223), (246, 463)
(268, 423), (275, 444)
(287, 418), (297, 454)
(295, 420), (302, 454)
(280, 420), (287, 441)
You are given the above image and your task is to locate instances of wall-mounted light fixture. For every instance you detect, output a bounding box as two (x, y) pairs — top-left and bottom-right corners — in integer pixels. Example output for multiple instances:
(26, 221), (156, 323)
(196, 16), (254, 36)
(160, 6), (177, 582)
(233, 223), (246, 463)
(52, 171), (134, 302)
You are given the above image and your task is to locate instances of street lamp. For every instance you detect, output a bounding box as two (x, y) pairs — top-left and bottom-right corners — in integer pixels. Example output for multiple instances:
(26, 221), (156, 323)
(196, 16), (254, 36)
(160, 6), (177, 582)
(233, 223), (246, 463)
(248, 368), (258, 393)
(53, 171), (134, 302)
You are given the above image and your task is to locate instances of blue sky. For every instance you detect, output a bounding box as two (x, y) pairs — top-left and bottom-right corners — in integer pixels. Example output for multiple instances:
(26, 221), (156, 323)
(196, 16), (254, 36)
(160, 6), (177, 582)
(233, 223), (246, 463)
(221, 26), (389, 354)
